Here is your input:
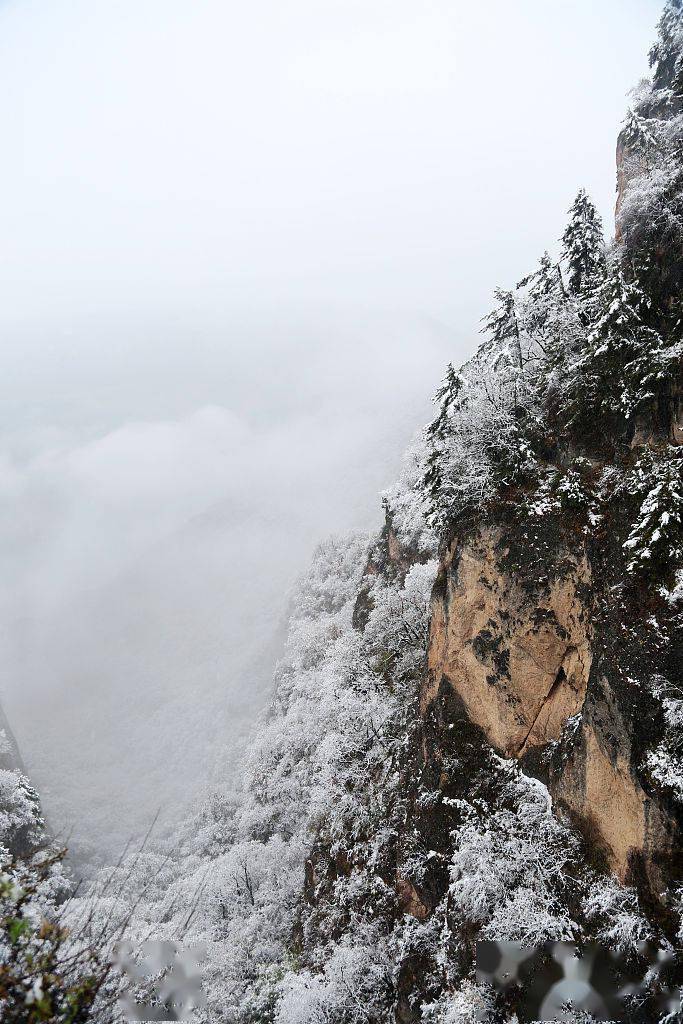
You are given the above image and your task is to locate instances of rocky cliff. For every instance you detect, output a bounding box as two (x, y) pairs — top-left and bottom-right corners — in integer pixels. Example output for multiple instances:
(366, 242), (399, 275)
(424, 518), (680, 894)
(416, 9), (683, 924)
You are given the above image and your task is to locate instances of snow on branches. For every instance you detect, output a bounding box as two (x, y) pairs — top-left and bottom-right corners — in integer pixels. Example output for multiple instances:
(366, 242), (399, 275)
(623, 447), (683, 577)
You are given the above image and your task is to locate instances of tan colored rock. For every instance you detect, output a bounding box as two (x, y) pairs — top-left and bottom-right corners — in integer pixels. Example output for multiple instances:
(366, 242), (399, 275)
(396, 877), (430, 921)
(551, 690), (676, 884)
(629, 377), (683, 448)
(557, 725), (645, 880)
(423, 527), (680, 888)
(424, 528), (592, 758)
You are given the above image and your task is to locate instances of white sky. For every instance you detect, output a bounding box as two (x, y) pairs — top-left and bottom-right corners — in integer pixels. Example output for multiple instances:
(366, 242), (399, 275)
(0, 0), (660, 330)
(0, 0), (664, 863)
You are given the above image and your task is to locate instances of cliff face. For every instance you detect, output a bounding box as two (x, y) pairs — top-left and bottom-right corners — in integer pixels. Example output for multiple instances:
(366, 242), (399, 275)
(423, 522), (681, 889)
(425, 529), (591, 760)
(416, 6), (683, 919)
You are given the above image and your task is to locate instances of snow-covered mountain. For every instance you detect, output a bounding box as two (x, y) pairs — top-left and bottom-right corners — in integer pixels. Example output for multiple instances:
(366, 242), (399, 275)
(2, 3), (683, 1021)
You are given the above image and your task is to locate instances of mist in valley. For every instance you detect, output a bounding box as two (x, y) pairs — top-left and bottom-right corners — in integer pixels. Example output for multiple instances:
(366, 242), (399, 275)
(1, 312), (458, 863)
(0, 0), (659, 867)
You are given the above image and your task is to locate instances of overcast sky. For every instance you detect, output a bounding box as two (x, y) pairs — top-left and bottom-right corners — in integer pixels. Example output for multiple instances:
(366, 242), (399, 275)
(0, 0), (663, 863)
(0, 0), (661, 330)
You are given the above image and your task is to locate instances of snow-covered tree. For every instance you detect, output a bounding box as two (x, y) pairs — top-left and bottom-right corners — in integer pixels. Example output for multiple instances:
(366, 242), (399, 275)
(517, 250), (584, 370)
(381, 438), (437, 558)
(649, 0), (683, 95)
(423, 365), (470, 521)
(581, 873), (651, 953)
(619, 4), (683, 292)
(621, 107), (661, 157)
(521, 251), (566, 303)
(560, 189), (606, 296)
(448, 768), (579, 945)
(421, 355), (538, 529)
(427, 363), (469, 441)
(644, 677), (683, 803)
(570, 261), (667, 426)
(481, 287), (524, 369)
(623, 447), (683, 578)
(0, 771), (48, 861)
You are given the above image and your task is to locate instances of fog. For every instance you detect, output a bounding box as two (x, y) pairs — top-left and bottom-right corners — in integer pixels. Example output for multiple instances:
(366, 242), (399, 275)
(1, 312), (456, 864)
(0, 0), (660, 864)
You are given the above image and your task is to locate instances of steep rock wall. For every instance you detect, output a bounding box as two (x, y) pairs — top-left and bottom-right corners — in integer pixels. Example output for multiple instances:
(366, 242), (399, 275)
(424, 528), (591, 758)
(422, 525), (681, 888)
(549, 676), (676, 885)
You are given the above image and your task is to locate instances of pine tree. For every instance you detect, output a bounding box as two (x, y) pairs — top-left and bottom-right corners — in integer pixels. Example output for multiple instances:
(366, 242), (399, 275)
(649, 0), (683, 95)
(623, 447), (683, 578)
(426, 362), (468, 439)
(592, 263), (652, 345)
(423, 364), (468, 514)
(621, 108), (660, 158)
(560, 189), (606, 295)
(481, 288), (523, 369)
(515, 252), (571, 365)
(526, 251), (566, 301)
(582, 263), (663, 419)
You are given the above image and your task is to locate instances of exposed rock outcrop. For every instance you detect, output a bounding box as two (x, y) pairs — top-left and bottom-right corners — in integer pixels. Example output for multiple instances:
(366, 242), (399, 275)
(424, 528), (591, 758)
(549, 687), (676, 884)
(421, 517), (682, 894)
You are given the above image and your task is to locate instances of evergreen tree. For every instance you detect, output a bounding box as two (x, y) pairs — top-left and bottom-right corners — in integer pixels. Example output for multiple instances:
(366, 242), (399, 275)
(649, 0), (683, 95)
(621, 108), (659, 158)
(579, 263), (663, 420)
(423, 365), (468, 515)
(560, 189), (606, 295)
(526, 251), (566, 301)
(426, 363), (467, 439)
(521, 252), (569, 355)
(623, 447), (683, 578)
(481, 288), (523, 369)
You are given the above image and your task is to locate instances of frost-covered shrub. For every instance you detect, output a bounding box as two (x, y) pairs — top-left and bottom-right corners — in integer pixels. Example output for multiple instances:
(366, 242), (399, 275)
(581, 873), (651, 953)
(420, 981), (492, 1024)
(382, 437), (438, 557)
(275, 939), (393, 1024)
(449, 770), (579, 945)
(0, 852), (112, 1024)
(0, 769), (114, 1023)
